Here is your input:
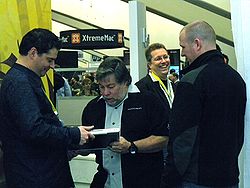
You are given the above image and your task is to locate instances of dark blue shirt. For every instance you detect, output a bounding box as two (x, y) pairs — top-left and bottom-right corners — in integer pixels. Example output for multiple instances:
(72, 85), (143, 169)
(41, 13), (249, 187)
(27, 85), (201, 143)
(0, 63), (80, 188)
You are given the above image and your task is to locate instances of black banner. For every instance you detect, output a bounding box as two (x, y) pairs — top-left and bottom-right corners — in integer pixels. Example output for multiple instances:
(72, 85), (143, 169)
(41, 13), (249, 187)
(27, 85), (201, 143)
(60, 29), (124, 50)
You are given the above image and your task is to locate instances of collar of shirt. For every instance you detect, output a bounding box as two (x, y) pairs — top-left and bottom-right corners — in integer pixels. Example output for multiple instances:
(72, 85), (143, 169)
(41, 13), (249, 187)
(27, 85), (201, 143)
(149, 72), (169, 84)
(14, 63), (42, 88)
(128, 84), (140, 93)
(149, 72), (158, 82)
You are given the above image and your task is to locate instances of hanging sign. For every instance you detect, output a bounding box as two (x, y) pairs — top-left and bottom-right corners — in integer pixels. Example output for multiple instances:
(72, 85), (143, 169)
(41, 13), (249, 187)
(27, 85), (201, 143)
(60, 29), (124, 50)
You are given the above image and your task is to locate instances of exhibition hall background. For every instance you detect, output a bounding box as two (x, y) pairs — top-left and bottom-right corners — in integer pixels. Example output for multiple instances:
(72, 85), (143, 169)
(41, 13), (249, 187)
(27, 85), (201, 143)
(0, 0), (250, 187)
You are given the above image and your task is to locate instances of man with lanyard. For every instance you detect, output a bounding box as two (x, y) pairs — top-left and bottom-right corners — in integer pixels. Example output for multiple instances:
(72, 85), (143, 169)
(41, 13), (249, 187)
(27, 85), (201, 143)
(81, 57), (169, 188)
(0, 28), (94, 188)
(136, 43), (174, 164)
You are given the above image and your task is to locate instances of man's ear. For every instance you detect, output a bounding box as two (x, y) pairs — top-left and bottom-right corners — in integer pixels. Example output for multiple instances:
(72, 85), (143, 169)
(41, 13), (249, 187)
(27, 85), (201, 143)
(147, 62), (151, 70)
(194, 38), (202, 51)
(28, 47), (38, 59)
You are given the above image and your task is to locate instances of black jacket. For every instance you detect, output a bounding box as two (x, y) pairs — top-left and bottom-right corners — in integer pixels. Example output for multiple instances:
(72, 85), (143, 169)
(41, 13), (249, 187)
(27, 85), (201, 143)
(161, 50), (246, 187)
(82, 92), (169, 188)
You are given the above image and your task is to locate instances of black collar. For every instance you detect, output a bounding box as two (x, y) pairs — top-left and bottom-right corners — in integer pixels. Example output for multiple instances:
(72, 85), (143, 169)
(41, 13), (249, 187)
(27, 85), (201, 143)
(180, 50), (224, 75)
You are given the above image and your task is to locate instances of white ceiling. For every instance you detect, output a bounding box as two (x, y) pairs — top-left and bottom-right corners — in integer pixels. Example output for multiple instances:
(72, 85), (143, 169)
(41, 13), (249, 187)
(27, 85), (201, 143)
(52, 0), (236, 68)
(52, 0), (232, 46)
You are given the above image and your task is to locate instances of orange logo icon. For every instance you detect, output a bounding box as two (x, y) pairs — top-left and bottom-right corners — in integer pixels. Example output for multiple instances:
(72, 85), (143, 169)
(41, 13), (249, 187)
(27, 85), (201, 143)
(118, 32), (123, 44)
(72, 33), (81, 44)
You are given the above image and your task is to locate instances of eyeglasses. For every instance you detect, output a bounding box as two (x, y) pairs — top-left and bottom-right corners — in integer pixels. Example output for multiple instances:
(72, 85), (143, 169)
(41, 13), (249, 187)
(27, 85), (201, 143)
(152, 55), (170, 62)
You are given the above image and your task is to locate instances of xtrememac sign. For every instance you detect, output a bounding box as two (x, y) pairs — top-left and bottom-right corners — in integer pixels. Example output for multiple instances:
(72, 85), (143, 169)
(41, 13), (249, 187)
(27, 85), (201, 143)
(60, 29), (124, 50)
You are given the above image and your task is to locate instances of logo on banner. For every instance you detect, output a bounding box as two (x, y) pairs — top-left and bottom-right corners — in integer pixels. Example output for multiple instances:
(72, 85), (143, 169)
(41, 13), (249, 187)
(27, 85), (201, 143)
(118, 32), (123, 44)
(72, 33), (81, 44)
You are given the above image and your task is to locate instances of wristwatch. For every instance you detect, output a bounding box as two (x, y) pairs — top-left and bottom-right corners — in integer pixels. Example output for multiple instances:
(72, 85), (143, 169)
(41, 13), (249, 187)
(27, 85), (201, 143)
(128, 142), (138, 154)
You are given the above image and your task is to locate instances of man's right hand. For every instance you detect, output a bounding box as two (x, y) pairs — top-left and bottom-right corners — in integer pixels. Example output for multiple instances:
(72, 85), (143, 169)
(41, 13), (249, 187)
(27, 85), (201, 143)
(78, 126), (95, 145)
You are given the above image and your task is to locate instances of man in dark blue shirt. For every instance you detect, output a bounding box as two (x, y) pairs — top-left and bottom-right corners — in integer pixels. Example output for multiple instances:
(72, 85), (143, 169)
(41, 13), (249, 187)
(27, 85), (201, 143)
(0, 28), (94, 188)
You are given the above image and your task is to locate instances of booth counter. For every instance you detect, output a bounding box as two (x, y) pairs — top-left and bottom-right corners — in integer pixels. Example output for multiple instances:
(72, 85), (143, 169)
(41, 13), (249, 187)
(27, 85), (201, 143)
(57, 96), (96, 126)
(57, 96), (98, 187)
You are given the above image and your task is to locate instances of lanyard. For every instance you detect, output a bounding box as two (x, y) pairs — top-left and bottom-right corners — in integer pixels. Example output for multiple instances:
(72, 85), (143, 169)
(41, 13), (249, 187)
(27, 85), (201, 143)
(151, 71), (174, 106)
(42, 88), (58, 115)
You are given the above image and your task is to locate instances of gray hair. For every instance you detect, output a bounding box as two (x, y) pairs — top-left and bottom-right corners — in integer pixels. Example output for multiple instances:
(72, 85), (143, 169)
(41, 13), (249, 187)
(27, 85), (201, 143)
(96, 57), (132, 86)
